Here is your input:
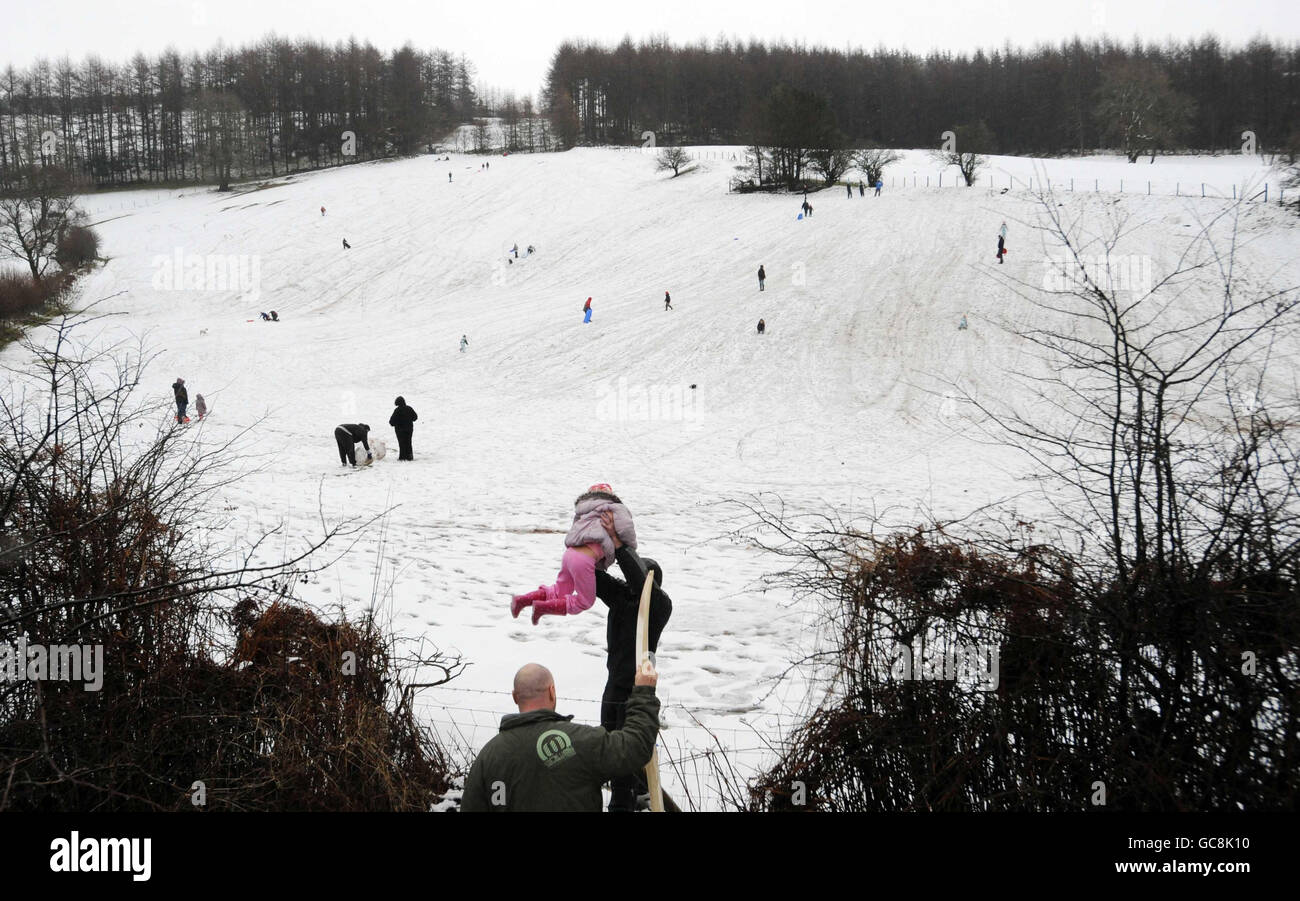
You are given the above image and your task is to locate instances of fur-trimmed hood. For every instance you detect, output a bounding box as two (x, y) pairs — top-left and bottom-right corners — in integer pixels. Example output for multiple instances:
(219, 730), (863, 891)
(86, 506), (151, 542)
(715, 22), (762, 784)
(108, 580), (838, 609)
(565, 491), (636, 569)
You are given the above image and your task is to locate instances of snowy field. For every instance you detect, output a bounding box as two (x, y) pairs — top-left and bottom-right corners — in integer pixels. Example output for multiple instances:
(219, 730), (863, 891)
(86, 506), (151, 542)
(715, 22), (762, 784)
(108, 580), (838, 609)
(10, 146), (1298, 809)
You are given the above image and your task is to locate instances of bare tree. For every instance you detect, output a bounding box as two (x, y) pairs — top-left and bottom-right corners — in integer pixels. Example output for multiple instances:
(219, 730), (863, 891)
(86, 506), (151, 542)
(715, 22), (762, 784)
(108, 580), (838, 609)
(655, 146), (690, 177)
(854, 145), (902, 188)
(740, 191), (1300, 813)
(0, 313), (469, 810)
(0, 165), (79, 282)
(808, 145), (854, 185)
(974, 189), (1299, 586)
(1095, 62), (1195, 163)
(1277, 128), (1300, 200)
(932, 122), (995, 186)
(473, 119), (491, 154)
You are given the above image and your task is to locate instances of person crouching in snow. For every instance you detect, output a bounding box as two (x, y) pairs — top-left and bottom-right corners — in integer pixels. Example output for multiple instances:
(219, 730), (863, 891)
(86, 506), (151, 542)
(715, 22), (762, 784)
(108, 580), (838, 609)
(511, 484), (637, 625)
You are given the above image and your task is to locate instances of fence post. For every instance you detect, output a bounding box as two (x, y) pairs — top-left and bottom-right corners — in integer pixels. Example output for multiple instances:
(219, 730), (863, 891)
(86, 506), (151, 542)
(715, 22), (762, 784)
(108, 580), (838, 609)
(1120, 179), (1123, 193)
(1071, 178), (1074, 192)
(1233, 184), (1236, 200)
(1176, 182), (1179, 196)
(1147, 181), (1151, 195)
(1095, 178), (1098, 192)
(938, 173), (942, 187)
(1264, 184), (1268, 203)
(926, 175), (930, 187)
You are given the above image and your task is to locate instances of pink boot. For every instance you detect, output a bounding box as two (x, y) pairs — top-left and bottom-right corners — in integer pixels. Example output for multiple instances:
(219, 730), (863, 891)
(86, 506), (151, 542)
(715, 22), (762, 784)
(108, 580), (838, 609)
(531, 597), (568, 626)
(511, 587), (548, 619)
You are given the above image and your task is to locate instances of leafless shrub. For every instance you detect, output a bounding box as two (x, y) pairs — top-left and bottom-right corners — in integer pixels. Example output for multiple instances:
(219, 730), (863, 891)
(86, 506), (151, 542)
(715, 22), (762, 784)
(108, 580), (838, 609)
(0, 314), (465, 810)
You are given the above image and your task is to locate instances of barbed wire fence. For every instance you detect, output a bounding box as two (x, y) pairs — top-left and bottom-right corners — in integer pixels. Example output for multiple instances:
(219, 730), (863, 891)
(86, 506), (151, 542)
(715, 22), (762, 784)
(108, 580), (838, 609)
(612, 144), (1290, 204)
(411, 683), (790, 811)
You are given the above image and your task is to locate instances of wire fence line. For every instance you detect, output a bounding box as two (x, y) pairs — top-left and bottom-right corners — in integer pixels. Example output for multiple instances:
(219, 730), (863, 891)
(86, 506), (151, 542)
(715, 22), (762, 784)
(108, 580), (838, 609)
(412, 697), (769, 746)
(418, 696), (777, 810)
(410, 681), (763, 718)
(612, 144), (1290, 204)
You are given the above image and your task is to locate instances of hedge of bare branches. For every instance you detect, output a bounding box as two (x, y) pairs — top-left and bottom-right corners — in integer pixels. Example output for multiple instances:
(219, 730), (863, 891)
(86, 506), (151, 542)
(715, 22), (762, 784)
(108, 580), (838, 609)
(0, 316), (464, 810)
(747, 195), (1299, 812)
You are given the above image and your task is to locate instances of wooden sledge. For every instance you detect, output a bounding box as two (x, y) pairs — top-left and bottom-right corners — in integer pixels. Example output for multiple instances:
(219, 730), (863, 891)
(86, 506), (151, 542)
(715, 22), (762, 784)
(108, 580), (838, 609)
(635, 569), (666, 813)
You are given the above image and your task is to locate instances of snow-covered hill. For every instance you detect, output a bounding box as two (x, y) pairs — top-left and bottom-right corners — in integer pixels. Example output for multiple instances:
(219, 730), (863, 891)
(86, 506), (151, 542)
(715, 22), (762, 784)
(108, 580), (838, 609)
(13, 146), (1298, 808)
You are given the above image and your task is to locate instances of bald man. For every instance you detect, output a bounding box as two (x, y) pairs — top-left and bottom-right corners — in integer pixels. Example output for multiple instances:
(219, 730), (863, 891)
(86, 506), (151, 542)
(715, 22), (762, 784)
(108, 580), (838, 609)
(460, 663), (660, 812)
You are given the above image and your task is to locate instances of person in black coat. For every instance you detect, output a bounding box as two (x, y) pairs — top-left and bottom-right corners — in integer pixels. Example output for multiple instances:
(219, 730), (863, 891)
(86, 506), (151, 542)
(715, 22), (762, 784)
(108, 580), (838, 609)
(389, 397), (418, 461)
(594, 512), (672, 812)
(334, 423), (372, 466)
(172, 378), (188, 423)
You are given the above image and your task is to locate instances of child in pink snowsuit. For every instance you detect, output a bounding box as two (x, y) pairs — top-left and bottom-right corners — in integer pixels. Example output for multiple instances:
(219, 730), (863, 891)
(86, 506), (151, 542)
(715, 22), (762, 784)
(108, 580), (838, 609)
(511, 483), (637, 625)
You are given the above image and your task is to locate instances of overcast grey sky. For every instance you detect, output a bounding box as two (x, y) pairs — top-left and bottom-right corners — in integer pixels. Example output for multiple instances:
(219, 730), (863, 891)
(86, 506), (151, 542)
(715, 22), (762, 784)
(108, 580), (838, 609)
(3, 0), (1298, 97)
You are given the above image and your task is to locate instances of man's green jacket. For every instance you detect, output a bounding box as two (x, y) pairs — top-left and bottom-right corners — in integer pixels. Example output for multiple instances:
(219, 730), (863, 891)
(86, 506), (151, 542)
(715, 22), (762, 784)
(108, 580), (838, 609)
(461, 685), (660, 812)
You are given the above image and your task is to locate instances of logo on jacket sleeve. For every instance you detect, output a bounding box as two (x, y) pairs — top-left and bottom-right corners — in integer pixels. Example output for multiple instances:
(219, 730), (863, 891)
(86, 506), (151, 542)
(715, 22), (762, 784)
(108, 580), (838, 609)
(536, 729), (577, 768)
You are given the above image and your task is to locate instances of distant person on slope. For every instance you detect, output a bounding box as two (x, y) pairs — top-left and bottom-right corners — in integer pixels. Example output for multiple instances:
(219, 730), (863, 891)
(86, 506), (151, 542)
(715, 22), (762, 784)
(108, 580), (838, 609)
(460, 334), (469, 352)
(997, 233), (1006, 264)
(342, 238), (351, 249)
(846, 184), (852, 198)
(583, 297), (593, 324)
(874, 179), (882, 196)
(334, 423), (372, 467)
(859, 181), (865, 196)
(510, 484), (637, 625)
(758, 265), (766, 291)
(593, 511), (672, 812)
(320, 206), (326, 216)
(195, 394), (208, 420)
(172, 378), (188, 424)
(389, 397), (418, 461)
(757, 318), (766, 334)
(664, 291), (673, 311)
